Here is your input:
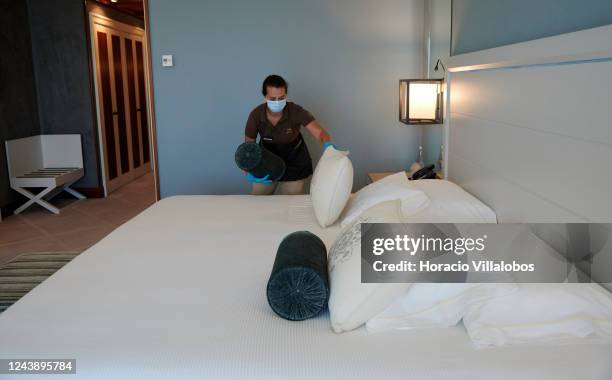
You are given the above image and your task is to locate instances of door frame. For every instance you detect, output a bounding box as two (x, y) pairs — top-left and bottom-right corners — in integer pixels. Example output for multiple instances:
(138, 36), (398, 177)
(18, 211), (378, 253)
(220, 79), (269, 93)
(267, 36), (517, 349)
(142, 0), (160, 200)
(88, 10), (160, 199)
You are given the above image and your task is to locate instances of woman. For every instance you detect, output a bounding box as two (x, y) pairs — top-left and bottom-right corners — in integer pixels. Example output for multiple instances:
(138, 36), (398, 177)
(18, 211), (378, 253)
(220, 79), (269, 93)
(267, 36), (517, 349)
(244, 75), (333, 195)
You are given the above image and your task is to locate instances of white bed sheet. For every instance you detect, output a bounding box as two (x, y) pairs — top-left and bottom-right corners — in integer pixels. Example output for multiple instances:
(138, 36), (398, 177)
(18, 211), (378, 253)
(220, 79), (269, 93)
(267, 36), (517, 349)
(0, 185), (610, 379)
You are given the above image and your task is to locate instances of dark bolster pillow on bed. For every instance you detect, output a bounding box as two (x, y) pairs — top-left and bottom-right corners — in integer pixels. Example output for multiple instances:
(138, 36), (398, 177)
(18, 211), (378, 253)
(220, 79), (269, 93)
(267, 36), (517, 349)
(235, 142), (286, 181)
(267, 231), (330, 321)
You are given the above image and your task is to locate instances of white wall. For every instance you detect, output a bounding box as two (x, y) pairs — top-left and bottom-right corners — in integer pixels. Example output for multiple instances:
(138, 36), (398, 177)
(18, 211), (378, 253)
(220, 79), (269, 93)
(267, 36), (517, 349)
(451, 0), (612, 55)
(423, 0), (451, 168)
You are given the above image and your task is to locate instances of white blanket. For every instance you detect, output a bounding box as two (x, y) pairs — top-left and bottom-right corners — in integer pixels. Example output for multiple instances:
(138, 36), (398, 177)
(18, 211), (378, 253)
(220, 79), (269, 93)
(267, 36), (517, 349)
(0, 185), (610, 379)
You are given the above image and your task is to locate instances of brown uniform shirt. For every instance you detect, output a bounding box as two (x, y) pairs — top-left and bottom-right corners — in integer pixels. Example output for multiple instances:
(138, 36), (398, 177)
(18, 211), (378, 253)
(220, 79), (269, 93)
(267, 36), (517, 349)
(244, 102), (316, 181)
(244, 102), (315, 144)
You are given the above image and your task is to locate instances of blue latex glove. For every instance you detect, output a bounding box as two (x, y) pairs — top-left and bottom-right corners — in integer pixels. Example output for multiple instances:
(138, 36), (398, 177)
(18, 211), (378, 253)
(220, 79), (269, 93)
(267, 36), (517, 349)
(323, 141), (337, 150)
(246, 173), (272, 184)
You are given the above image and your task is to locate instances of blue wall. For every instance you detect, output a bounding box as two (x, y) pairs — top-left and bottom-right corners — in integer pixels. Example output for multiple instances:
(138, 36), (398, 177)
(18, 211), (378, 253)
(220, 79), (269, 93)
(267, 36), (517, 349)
(452, 0), (612, 55)
(148, 0), (425, 196)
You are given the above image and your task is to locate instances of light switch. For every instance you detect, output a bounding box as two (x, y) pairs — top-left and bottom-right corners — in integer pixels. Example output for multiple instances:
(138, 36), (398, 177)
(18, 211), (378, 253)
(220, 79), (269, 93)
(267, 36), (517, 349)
(162, 54), (173, 67)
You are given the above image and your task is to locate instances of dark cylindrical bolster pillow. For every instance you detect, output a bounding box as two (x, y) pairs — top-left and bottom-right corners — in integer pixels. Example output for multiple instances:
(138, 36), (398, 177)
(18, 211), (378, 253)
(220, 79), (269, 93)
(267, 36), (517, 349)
(267, 231), (329, 321)
(235, 142), (286, 181)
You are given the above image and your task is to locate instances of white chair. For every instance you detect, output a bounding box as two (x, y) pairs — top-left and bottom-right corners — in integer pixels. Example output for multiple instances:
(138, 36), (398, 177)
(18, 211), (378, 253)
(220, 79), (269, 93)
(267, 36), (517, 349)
(5, 135), (86, 215)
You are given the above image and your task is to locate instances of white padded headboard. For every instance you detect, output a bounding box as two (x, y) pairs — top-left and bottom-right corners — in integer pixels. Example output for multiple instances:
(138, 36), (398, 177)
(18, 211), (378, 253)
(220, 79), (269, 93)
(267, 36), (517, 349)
(444, 24), (612, 223)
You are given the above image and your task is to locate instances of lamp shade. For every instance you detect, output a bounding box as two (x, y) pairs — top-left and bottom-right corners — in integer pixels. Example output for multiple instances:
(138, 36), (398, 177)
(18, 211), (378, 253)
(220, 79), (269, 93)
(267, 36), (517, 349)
(399, 79), (443, 125)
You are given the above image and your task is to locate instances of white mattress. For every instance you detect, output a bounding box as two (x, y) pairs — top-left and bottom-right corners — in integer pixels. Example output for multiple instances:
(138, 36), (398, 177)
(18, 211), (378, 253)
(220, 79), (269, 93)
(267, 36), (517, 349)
(1, 182), (611, 379)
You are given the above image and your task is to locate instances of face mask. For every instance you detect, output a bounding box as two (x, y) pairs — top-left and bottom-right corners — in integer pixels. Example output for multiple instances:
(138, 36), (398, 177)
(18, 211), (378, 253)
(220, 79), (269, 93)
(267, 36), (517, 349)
(267, 99), (287, 113)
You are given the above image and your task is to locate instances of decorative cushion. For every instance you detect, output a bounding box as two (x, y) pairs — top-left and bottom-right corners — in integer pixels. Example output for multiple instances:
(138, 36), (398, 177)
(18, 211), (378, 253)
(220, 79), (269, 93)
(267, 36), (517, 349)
(267, 231), (329, 321)
(235, 142), (286, 181)
(310, 147), (353, 227)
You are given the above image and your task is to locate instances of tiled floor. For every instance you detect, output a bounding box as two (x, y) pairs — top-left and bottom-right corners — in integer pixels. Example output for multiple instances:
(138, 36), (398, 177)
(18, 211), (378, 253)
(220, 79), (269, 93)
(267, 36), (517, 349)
(0, 173), (156, 266)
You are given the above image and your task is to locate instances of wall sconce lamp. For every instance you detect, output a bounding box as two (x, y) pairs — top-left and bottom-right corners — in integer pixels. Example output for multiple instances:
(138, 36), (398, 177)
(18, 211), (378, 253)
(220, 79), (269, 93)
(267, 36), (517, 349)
(399, 78), (444, 125)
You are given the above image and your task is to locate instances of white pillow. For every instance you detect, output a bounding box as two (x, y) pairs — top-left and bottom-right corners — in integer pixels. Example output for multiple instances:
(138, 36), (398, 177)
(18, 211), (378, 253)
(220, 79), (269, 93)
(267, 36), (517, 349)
(366, 223), (524, 333)
(341, 172), (429, 228)
(310, 147), (353, 227)
(463, 283), (612, 348)
(328, 200), (411, 333)
(366, 283), (515, 333)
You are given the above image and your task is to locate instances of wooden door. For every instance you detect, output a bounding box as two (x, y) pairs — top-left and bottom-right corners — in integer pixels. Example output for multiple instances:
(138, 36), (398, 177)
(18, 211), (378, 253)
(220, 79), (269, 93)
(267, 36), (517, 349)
(90, 14), (151, 194)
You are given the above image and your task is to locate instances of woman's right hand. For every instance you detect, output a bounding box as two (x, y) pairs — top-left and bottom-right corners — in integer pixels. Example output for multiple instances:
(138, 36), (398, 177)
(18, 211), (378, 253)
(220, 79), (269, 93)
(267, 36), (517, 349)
(323, 141), (337, 150)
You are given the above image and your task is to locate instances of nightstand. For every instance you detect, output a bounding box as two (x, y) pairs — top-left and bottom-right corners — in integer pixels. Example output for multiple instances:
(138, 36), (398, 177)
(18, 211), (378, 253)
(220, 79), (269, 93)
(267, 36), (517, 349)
(367, 171), (444, 183)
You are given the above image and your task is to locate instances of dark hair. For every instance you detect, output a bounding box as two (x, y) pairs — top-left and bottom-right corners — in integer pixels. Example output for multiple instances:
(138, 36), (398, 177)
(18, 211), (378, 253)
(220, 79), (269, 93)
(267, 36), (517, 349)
(262, 75), (288, 96)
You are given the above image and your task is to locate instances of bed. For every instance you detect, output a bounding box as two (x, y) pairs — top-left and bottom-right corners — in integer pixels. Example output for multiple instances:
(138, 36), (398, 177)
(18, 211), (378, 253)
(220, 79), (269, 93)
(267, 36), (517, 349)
(1, 180), (611, 379)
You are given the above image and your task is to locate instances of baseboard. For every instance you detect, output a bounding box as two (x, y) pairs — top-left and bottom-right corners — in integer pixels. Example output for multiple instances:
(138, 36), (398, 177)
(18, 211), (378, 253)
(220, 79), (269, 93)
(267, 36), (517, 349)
(73, 187), (105, 199)
(56, 186), (105, 199)
(0, 201), (21, 220)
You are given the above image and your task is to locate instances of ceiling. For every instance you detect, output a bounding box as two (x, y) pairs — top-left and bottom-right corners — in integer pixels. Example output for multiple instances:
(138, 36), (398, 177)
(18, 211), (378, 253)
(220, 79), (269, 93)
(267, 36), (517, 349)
(94, 0), (144, 20)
